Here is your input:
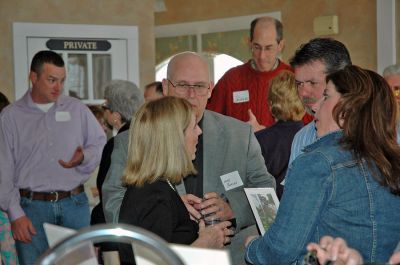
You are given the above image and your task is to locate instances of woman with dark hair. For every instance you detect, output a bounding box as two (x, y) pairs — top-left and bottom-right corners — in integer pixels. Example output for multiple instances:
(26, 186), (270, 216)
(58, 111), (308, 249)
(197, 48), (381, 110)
(245, 65), (400, 265)
(88, 105), (108, 133)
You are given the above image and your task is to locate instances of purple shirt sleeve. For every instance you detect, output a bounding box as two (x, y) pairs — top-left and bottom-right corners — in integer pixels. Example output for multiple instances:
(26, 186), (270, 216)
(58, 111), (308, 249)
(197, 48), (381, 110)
(75, 104), (107, 174)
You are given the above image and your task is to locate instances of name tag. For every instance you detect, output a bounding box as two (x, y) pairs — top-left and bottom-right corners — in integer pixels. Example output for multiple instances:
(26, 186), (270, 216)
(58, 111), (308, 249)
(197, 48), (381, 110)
(55, 111), (71, 122)
(233, 90), (249, 103)
(220, 171), (244, 191)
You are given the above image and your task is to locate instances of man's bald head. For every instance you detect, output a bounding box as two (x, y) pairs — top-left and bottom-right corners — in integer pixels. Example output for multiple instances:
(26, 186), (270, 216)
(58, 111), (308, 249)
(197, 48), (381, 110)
(163, 52), (214, 120)
(167, 52), (210, 81)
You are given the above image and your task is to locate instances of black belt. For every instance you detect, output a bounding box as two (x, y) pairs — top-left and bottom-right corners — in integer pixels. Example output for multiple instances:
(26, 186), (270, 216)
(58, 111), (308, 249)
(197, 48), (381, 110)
(19, 185), (84, 202)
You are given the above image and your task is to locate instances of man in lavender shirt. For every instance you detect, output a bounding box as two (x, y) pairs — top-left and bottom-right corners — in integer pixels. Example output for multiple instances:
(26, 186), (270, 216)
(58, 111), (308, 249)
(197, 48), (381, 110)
(0, 50), (106, 264)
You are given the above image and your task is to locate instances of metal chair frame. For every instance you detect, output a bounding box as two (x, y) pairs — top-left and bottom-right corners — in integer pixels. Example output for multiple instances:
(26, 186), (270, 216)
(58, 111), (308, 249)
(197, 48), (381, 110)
(35, 223), (185, 265)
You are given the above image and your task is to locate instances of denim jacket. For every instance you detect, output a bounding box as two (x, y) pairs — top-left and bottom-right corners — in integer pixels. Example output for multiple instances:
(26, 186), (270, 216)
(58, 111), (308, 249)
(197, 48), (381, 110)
(245, 131), (400, 265)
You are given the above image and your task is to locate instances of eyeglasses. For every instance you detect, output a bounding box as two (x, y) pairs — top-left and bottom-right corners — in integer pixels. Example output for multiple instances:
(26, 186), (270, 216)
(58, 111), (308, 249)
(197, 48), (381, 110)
(251, 43), (278, 54)
(167, 79), (209, 96)
(393, 86), (400, 97)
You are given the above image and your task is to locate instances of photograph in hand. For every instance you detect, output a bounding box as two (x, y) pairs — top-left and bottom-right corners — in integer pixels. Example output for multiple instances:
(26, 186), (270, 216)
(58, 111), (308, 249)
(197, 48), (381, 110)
(244, 188), (279, 235)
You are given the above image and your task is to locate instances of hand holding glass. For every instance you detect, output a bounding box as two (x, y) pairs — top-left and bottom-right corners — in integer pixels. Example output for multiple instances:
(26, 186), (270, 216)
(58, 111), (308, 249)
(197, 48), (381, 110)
(201, 197), (221, 226)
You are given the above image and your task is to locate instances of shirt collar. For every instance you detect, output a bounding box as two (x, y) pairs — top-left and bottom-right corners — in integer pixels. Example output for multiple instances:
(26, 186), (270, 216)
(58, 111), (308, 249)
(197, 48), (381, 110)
(303, 130), (343, 153)
(250, 58), (280, 72)
(19, 89), (64, 112)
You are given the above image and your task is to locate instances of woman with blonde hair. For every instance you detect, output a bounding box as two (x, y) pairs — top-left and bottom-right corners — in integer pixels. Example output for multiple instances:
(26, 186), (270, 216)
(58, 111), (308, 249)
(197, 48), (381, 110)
(118, 96), (233, 264)
(255, 70), (305, 199)
(245, 65), (400, 264)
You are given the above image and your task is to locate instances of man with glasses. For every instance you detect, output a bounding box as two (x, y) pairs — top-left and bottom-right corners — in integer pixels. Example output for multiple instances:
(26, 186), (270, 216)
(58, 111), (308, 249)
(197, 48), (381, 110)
(382, 64), (400, 144)
(207, 16), (291, 131)
(383, 64), (400, 102)
(288, 38), (352, 164)
(102, 52), (275, 265)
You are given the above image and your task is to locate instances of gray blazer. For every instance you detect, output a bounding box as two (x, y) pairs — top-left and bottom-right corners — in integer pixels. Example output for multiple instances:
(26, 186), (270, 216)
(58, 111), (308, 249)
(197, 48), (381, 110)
(102, 110), (275, 265)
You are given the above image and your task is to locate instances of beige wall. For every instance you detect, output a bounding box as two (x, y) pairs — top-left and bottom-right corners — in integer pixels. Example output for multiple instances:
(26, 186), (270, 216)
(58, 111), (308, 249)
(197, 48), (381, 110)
(0, 0), (155, 102)
(0, 1), (384, 102)
(397, 0), (400, 64)
(156, 0), (376, 70)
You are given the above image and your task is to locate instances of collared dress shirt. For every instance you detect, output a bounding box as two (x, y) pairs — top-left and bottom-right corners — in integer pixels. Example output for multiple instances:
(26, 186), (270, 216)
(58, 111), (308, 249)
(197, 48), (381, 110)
(288, 121), (317, 165)
(288, 121), (400, 166)
(0, 90), (106, 221)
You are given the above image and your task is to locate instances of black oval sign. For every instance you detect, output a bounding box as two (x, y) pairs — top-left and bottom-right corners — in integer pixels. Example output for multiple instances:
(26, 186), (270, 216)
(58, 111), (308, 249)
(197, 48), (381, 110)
(46, 39), (111, 51)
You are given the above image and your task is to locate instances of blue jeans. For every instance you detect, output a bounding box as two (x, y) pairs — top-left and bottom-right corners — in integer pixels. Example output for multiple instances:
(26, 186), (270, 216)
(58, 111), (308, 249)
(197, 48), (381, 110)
(15, 193), (90, 265)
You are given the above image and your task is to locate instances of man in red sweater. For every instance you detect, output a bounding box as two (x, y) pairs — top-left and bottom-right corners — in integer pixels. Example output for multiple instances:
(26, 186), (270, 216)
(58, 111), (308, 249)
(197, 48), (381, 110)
(207, 16), (292, 130)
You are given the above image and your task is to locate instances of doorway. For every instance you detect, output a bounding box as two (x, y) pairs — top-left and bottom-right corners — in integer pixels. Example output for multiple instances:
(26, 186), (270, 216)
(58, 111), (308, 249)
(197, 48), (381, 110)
(13, 22), (139, 104)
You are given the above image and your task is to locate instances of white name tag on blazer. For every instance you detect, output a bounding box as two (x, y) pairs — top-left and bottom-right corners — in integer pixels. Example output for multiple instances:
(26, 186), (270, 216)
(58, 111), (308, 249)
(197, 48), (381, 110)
(55, 111), (71, 122)
(233, 90), (249, 103)
(220, 171), (243, 191)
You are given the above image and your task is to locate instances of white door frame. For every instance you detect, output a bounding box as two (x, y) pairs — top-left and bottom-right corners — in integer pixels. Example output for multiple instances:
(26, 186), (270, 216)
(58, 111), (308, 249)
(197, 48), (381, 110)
(13, 22), (139, 100)
(376, 0), (396, 74)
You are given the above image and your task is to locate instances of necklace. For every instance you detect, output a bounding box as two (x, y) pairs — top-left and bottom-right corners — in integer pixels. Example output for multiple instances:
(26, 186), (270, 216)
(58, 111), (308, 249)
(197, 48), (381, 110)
(166, 180), (176, 192)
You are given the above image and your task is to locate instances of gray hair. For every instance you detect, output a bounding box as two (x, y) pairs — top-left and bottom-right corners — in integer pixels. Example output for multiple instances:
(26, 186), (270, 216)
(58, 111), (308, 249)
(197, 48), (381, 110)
(383, 64), (400, 77)
(103, 80), (144, 122)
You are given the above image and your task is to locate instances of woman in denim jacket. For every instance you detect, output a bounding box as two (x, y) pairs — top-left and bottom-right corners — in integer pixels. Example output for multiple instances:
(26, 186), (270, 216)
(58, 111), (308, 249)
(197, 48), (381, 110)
(245, 65), (400, 265)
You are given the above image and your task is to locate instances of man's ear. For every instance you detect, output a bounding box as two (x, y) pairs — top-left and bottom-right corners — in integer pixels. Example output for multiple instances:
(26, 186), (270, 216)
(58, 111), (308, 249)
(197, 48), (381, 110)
(278, 39), (285, 53)
(29, 71), (37, 85)
(207, 81), (215, 99)
(162, 78), (169, 96)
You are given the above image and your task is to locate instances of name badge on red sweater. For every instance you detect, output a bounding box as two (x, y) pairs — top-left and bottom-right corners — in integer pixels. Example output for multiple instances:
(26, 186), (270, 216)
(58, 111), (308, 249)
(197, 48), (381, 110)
(233, 90), (249, 103)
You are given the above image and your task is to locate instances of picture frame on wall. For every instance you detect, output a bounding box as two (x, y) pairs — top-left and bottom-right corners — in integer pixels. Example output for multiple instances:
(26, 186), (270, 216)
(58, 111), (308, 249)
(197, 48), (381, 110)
(244, 188), (280, 235)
